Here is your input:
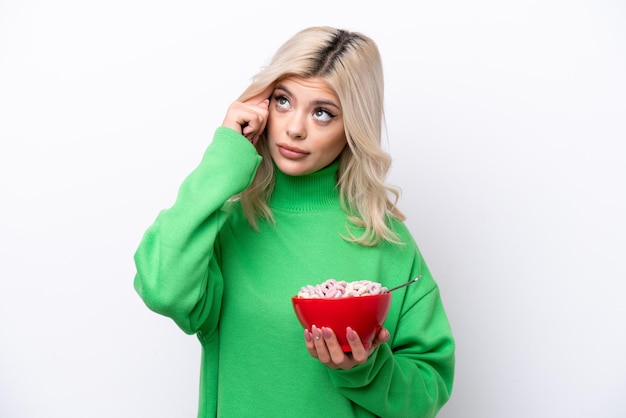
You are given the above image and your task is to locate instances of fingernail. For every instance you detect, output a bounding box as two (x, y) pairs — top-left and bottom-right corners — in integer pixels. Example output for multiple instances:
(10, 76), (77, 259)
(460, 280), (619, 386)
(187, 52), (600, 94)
(304, 329), (312, 342)
(322, 327), (332, 340)
(347, 327), (357, 342)
(312, 325), (321, 341)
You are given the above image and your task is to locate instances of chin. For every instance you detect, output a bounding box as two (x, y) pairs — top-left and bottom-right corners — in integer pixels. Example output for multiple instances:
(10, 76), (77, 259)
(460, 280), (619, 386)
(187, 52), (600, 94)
(273, 159), (315, 176)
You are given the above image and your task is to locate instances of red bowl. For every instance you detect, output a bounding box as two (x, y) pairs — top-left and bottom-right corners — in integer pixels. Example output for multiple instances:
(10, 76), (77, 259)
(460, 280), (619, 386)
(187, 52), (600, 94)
(292, 293), (392, 352)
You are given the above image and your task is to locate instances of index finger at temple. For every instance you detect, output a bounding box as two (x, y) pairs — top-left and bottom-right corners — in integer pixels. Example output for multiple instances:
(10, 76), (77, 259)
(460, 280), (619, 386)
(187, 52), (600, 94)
(247, 84), (275, 105)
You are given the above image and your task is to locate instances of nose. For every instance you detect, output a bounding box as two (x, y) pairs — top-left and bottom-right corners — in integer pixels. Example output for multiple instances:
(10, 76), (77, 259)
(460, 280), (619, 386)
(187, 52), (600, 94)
(285, 111), (306, 140)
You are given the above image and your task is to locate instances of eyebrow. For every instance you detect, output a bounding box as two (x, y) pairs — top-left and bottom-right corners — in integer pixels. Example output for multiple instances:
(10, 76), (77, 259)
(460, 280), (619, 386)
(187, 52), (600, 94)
(274, 84), (341, 111)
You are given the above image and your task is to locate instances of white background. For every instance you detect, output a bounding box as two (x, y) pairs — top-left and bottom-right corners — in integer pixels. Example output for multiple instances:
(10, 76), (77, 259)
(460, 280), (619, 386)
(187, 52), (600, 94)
(1, 1), (624, 417)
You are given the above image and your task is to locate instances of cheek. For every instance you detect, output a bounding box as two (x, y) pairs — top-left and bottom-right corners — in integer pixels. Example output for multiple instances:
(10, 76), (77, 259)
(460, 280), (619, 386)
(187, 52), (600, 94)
(321, 137), (347, 162)
(333, 140), (348, 157)
(329, 130), (347, 153)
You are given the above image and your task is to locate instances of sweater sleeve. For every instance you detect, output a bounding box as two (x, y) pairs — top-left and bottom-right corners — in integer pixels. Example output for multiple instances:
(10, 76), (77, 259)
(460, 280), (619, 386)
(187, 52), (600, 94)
(327, 254), (455, 418)
(133, 127), (262, 337)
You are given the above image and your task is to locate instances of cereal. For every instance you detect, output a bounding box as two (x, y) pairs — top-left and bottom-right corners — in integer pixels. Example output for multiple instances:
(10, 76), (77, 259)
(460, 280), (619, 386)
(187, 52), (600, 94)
(296, 279), (388, 298)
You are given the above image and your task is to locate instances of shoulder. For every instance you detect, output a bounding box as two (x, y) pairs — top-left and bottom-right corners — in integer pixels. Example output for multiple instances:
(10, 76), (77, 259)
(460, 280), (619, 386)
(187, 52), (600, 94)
(387, 217), (418, 246)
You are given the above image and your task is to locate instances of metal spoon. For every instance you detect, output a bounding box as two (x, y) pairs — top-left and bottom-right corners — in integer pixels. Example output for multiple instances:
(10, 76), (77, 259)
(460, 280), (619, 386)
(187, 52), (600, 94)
(384, 275), (422, 293)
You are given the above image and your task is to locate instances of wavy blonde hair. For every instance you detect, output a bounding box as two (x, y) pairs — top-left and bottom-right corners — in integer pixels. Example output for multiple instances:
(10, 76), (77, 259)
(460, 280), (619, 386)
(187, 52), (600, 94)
(234, 26), (405, 246)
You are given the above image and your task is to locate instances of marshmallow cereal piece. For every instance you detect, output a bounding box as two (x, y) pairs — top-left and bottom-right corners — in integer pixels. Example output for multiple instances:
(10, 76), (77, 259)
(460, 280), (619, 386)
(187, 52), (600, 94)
(297, 279), (388, 299)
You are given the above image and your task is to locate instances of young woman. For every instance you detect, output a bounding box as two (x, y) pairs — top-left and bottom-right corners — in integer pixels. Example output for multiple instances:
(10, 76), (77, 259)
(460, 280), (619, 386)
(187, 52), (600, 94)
(134, 26), (455, 417)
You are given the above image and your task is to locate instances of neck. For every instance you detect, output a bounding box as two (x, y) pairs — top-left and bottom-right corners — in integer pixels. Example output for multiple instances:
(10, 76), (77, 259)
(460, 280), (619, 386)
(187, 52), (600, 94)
(269, 161), (341, 211)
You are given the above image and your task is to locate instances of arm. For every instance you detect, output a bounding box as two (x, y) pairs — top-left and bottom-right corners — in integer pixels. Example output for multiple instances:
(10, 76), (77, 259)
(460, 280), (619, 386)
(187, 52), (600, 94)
(133, 127), (262, 336)
(306, 241), (455, 417)
(328, 275), (455, 418)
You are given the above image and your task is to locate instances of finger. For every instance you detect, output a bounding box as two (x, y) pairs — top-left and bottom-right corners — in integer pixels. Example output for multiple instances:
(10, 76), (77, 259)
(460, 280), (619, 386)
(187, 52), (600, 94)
(240, 104), (268, 141)
(371, 328), (390, 349)
(312, 325), (332, 363)
(245, 84), (275, 106)
(345, 327), (368, 363)
(304, 329), (319, 357)
(222, 102), (258, 135)
(248, 99), (270, 144)
(321, 327), (347, 364)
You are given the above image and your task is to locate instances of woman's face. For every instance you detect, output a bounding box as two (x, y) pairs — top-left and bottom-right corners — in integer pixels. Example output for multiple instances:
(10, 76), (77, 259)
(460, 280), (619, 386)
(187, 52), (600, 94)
(266, 76), (347, 176)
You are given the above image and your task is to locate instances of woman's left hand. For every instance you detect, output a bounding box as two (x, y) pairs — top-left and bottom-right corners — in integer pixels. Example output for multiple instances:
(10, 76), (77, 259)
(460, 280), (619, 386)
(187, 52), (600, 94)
(304, 325), (390, 369)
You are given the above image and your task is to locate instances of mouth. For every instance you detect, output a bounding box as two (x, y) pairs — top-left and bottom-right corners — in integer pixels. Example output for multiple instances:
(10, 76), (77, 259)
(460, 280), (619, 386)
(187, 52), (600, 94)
(277, 143), (310, 160)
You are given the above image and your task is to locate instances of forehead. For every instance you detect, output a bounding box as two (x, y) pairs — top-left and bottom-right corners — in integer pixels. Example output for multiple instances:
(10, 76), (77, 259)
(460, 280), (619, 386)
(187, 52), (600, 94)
(276, 76), (340, 103)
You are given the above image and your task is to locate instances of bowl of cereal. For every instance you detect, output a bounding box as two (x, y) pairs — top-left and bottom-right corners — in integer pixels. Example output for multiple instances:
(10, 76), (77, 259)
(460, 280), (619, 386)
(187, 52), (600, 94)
(291, 279), (392, 352)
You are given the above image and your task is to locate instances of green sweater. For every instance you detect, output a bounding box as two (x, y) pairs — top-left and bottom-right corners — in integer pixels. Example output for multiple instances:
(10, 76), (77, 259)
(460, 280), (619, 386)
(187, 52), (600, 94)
(134, 127), (455, 417)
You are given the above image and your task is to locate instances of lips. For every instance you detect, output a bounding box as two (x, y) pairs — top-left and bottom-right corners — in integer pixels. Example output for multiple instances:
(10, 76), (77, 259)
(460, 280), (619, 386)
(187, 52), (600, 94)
(277, 143), (309, 160)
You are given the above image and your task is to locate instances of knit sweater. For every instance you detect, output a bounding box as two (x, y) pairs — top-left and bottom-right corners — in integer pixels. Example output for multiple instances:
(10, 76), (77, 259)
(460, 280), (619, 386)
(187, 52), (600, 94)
(134, 127), (455, 418)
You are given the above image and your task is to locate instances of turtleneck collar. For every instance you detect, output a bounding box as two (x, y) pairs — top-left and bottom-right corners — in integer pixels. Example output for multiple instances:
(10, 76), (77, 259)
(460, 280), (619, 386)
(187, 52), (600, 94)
(269, 160), (342, 211)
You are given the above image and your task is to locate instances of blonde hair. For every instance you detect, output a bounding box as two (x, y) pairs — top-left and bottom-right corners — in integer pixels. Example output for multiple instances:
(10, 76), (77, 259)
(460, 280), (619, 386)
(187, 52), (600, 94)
(235, 26), (405, 246)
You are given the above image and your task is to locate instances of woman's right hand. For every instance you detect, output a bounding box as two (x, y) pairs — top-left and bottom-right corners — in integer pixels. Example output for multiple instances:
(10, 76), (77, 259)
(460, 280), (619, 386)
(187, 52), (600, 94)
(222, 85), (274, 145)
(304, 325), (391, 370)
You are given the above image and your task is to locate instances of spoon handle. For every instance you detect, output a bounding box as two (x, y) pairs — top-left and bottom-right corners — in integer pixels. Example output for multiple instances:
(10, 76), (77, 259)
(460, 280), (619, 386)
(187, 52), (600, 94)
(385, 275), (422, 293)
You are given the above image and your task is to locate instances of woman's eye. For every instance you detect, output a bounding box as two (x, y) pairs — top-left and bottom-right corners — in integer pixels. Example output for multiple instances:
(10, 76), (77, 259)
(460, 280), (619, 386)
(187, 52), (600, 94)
(274, 95), (290, 109)
(314, 108), (334, 122)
